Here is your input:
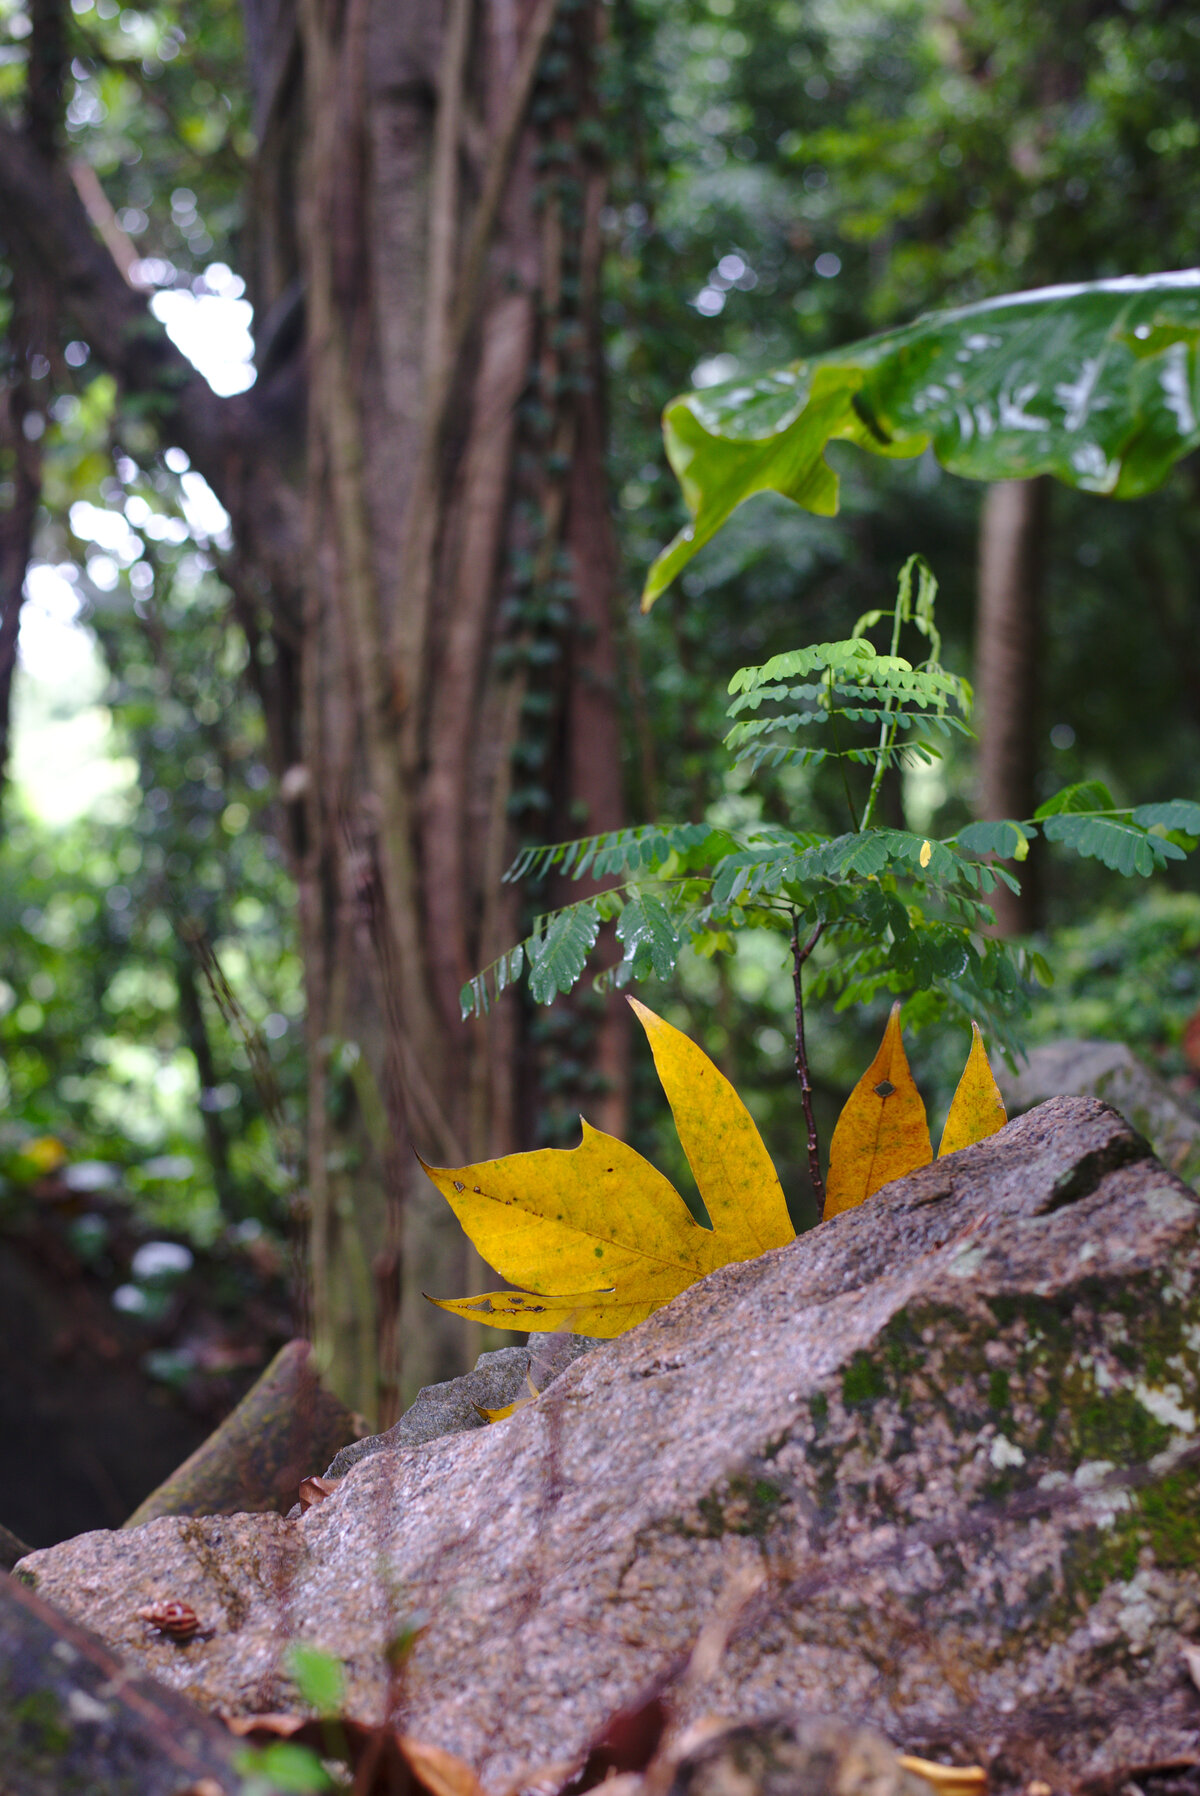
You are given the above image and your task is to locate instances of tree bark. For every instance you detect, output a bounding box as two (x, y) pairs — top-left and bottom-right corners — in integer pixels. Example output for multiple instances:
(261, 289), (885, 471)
(974, 477), (1049, 936)
(0, 370), (39, 798)
(0, 0), (626, 1423)
(123, 1338), (362, 1527)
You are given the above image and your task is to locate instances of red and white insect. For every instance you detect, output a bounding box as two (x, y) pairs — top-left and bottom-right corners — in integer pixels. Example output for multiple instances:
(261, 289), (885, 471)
(136, 1599), (201, 1640)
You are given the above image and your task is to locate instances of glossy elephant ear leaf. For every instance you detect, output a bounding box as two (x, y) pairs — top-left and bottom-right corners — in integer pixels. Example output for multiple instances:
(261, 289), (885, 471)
(824, 1001), (932, 1218)
(424, 999), (793, 1336)
(938, 1022), (1008, 1158)
(644, 271), (1200, 606)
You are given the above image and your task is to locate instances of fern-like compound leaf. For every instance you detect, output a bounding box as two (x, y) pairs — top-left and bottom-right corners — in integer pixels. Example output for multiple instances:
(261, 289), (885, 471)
(615, 892), (683, 982)
(526, 905), (601, 1004)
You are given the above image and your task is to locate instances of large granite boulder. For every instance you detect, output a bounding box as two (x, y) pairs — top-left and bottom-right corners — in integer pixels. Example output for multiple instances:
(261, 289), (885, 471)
(18, 1098), (1200, 1792)
(998, 1037), (1200, 1188)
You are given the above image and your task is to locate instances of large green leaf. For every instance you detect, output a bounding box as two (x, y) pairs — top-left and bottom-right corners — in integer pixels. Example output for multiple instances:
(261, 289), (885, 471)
(644, 271), (1200, 606)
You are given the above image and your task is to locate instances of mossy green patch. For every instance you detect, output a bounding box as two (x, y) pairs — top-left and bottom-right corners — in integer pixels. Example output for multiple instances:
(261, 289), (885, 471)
(1073, 1387), (1173, 1465)
(842, 1352), (888, 1405)
(698, 1472), (785, 1540)
(1139, 1465), (1200, 1569)
(1062, 1463), (1200, 1608)
(3, 1688), (72, 1759)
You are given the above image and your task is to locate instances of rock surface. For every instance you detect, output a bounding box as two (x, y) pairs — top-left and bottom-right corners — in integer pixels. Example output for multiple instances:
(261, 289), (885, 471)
(999, 1037), (1200, 1188)
(0, 1569), (265, 1795)
(18, 1098), (1200, 1793)
(325, 1330), (595, 1478)
(664, 1717), (946, 1796)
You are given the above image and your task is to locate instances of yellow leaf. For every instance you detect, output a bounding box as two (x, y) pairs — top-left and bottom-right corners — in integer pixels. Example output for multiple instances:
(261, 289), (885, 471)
(937, 1022), (1007, 1158)
(475, 1371), (540, 1424)
(824, 1001), (932, 1218)
(898, 1755), (987, 1796)
(919, 838), (932, 868)
(423, 999), (793, 1336)
(20, 1136), (67, 1174)
(628, 997), (793, 1258)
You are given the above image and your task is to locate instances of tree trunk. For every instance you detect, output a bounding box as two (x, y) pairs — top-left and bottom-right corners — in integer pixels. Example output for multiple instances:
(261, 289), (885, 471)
(0, 0), (627, 1423)
(974, 477), (1049, 936)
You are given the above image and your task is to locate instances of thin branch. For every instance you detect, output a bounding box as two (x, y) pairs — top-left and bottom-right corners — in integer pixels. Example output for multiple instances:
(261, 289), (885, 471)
(826, 699), (860, 832)
(0, 371), (41, 805)
(790, 912), (826, 1216)
(0, 118), (257, 487)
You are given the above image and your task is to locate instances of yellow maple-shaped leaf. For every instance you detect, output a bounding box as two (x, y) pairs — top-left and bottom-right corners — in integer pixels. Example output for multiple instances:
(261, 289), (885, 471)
(824, 1000), (932, 1218)
(423, 999), (794, 1336)
(937, 1021), (1007, 1158)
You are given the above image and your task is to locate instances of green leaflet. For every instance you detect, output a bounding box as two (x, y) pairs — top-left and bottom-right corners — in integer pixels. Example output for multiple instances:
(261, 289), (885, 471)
(955, 819), (1036, 859)
(1040, 813), (1186, 877)
(1133, 800), (1200, 834)
(643, 272), (1200, 606)
(1034, 779), (1116, 817)
(723, 630), (972, 780)
(506, 822), (718, 886)
(615, 893), (682, 982)
(526, 906), (600, 1004)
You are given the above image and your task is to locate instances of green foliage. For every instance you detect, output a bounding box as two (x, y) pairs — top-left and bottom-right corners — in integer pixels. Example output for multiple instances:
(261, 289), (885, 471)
(234, 1739), (338, 1795)
(466, 556), (1196, 1062)
(286, 1644), (345, 1717)
(1025, 892), (1200, 1076)
(644, 272), (1200, 603)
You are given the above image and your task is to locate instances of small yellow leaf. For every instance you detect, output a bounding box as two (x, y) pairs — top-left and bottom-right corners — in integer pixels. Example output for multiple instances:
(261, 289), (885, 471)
(424, 1000), (794, 1336)
(898, 1755), (987, 1796)
(937, 1022), (1007, 1158)
(824, 1001), (932, 1218)
(919, 838), (932, 868)
(475, 1371), (540, 1424)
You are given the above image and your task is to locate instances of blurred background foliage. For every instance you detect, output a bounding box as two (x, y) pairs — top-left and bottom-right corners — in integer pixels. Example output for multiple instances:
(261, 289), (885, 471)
(1, 0), (1198, 1493)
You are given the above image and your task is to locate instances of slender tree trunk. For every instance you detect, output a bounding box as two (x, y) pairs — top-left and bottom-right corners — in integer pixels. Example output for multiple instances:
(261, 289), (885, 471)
(0, 0), (63, 802)
(974, 476), (1049, 936)
(0, 372), (39, 795)
(0, 0), (627, 1423)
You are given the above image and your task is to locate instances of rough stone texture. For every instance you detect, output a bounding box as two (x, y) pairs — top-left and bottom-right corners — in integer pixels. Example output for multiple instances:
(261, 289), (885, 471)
(665, 1718), (943, 1796)
(0, 1569), (260, 1795)
(999, 1038), (1200, 1188)
(326, 1330), (596, 1477)
(18, 1099), (1200, 1794)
